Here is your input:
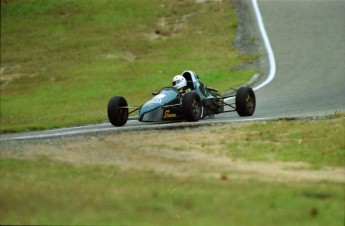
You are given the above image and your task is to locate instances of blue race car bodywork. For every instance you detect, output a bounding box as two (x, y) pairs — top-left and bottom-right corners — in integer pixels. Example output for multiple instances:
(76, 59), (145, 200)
(107, 70), (256, 127)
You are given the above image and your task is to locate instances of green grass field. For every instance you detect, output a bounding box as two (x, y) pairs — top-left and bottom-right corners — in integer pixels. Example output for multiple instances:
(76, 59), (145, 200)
(1, 158), (343, 226)
(1, 0), (257, 133)
(1, 116), (344, 225)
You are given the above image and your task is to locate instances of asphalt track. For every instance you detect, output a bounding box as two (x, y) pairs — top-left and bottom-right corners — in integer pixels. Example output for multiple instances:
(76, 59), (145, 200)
(1, 0), (344, 141)
(254, 0), (345, 118)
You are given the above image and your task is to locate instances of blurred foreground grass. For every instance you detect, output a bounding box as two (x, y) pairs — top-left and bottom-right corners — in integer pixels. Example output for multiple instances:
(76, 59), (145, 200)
(1, 116), (344, 225)
(0, 157), (343, 225)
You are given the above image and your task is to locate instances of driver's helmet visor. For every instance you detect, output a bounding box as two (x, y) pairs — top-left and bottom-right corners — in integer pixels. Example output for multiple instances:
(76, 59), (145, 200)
(172, 79), (182, 86)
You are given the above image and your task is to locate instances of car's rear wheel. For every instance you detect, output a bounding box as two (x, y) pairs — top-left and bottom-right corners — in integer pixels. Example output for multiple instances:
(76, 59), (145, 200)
(236, 87), (256, 116)
(182, 92), (202, 121)
(107, 96), (129, 126)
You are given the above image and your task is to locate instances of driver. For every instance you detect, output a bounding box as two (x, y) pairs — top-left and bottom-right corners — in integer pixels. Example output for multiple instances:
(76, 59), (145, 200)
(172, 75), (191, 95)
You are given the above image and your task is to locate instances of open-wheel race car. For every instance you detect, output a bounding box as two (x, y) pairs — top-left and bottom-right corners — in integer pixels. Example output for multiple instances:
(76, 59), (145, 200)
(107, 70), (256, 127)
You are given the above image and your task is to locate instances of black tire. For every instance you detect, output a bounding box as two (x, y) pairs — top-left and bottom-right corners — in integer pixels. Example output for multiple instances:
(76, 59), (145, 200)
(236, 87), (256, 116)
(107, 96), (129, 126)
(182, 92), (202, 121)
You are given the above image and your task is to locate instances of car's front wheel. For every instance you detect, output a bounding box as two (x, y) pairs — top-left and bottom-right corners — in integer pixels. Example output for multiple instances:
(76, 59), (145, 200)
(107, 96), (129, 126)
(182, 92), (202, 122)
(236, 87), (256, 116)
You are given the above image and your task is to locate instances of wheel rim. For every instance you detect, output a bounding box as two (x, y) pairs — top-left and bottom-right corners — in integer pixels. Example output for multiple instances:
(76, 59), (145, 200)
(117, 107), (128, 120)
(246, 94), (254, 111)
(192, 99), (200, 117)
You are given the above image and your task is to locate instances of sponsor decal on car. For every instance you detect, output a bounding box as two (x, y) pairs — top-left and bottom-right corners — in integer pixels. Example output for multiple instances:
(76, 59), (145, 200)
(163, 109), (177, 119)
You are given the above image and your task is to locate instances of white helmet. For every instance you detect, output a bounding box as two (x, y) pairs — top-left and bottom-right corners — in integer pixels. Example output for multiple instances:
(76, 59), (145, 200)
(172, 75), (187, 90)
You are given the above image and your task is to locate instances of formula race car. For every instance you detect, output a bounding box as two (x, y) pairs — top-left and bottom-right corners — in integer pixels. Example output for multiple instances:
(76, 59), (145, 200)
(107, 70), (256, 127)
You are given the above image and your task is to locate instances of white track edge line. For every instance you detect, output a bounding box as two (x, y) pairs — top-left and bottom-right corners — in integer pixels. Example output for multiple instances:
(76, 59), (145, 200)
(225, 0), (276, 102)
(251, 0), (276, 91)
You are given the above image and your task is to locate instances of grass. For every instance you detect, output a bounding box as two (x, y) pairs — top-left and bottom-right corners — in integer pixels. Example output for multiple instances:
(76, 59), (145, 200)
(212, 117), (345, 167)
(0, 157), (343, 225)
(0, 0), (257, 133)
(129, 115), (345, 167)
(1, 116), (344, 225)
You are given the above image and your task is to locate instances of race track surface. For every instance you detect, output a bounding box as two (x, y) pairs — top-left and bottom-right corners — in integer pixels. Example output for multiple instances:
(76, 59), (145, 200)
(1, 0), (345, 141)
(254, 0), (345, 118)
